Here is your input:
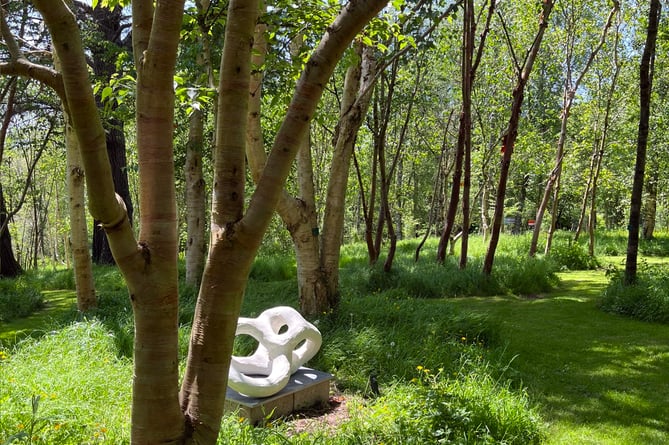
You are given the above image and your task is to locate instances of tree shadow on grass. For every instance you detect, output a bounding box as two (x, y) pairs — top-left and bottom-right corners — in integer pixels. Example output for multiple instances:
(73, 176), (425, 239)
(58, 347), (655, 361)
(449, 269), (669, 444)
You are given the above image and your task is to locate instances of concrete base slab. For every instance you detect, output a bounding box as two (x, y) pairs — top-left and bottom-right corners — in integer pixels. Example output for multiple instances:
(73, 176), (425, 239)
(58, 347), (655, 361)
(224, 367), (333, 424)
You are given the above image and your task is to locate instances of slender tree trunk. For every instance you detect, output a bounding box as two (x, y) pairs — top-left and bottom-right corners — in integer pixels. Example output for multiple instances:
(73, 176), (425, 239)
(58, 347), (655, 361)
(530, 2), (617, 256)
(0, 184), (22, 278)
(483, 0), (554, 275)
(589, 20), (621, 255)
(642, 164), (658, 240)
(289, 34), (327, 315)
(458, 0), (477, 269)
(625, 0), (660, 285)
(184, 0), (216, 288)
(322, 43), (375, 298)
(65, 112), (96, 310)
(415, 120), (452, 262)
(54, 32), (96, 310)
(588, 145), (604, 256)
(529, 139), (565, 257)
(437, 113), (464, 261)
(573, 134), (598, 243)
(184, 108), (207, 286)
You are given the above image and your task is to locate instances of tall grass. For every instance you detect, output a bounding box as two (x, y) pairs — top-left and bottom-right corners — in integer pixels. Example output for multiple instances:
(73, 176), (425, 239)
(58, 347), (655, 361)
(0, 276), (44, 323)
(0, 322), (131, 444)
(600, 264), (669, 324)
(0, 235), (550, 443)
(342, 236), (559, 298)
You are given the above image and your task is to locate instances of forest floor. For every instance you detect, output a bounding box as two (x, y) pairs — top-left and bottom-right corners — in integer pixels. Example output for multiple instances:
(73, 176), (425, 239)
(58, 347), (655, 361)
(448, 261), (669, 445)
(1, 261), (668, 444)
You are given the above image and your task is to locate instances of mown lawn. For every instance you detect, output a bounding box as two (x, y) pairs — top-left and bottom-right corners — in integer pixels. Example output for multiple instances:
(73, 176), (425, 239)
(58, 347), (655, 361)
(449, 267), (669, 445)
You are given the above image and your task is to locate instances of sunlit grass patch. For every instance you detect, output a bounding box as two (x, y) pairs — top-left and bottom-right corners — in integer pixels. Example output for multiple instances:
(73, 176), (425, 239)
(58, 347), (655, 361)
(0, 321), (132, 444)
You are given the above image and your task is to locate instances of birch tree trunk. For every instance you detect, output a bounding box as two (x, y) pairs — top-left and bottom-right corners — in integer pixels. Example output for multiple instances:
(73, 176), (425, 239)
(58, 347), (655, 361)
(322, 44), (376, 301)
(529, 2), (618, 257)
(483, 0), (554, 276)
(54, 27), (96, 311)
(246, 24), (328, 316)
(642, 165), (658, 240)
(65, 113), (96, 311)
(185, 107), (207, 286)
(23, 1), (387, 443)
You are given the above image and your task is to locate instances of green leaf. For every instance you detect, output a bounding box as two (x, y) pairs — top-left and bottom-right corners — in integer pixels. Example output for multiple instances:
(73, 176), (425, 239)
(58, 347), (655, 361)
(101, 86), (113, 101)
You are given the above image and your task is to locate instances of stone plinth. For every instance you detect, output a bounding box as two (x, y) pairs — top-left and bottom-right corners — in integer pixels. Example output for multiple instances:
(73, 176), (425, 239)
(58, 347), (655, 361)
(225, 367), (333, 424)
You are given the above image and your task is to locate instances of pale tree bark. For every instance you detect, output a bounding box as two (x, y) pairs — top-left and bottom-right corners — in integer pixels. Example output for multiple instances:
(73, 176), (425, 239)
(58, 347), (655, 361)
(54, 21), (96, 310)
(321, 43), (376, 304)
(246, 22), (328, 316)
(642, 163), (658, 240)
(483, 0), (554, 276)
(19, 0), (387, 443)
(65, 112), (96, 310)
(529, 2), (618, 257)
(185, 107), (207, 286)
(184, 0), (214, 287)
(181, 2), (388, 443)
(625, 0), (660, 284)
(573, 130), (598, 243)
(579, 19), (621, 253)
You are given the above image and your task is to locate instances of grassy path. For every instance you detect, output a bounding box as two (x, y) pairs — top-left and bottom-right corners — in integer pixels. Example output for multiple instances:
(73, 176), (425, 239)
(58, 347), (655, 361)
(450, 268), (669, 445)
(0, 290), (76, 346)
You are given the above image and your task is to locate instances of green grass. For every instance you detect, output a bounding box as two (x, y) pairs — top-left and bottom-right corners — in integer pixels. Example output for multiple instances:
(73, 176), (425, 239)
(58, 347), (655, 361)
(0, 322), (132, 444)
(2, 235), (668, 443)
(0, 290), (76, 346)
(448, 269), (669, 445)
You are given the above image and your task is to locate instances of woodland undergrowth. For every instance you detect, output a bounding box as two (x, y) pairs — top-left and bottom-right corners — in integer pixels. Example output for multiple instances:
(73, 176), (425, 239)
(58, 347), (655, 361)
(2, 232), (667, 443)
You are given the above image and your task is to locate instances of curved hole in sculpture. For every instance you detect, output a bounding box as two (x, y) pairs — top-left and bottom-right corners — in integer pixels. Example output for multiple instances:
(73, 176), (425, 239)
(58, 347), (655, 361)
(277, 324), (289, 335)
(294, 338), (307, 350)
(233, 334), (259, 357)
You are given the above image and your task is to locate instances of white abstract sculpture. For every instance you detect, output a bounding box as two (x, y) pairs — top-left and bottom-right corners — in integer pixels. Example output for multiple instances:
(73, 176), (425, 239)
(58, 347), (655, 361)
(228, 306), (322, 398)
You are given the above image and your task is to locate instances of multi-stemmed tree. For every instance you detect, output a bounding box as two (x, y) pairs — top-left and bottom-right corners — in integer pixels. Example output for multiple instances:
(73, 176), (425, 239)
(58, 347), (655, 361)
(2, 0), (387, 443)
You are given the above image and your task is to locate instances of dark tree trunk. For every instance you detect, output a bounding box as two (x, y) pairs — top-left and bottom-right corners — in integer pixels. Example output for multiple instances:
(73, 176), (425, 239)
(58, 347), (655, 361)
(625, 0), (660, 284)
(0, 184), (22, 278)
(77, 3), (134, 265)
(92, 117), (133, 264)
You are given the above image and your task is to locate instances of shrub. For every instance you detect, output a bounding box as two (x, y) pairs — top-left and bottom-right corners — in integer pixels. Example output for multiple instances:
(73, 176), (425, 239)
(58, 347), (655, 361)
(549, 241), (600, 270)
(492, 256), (559, 296)
(600, 266), (669, 324)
